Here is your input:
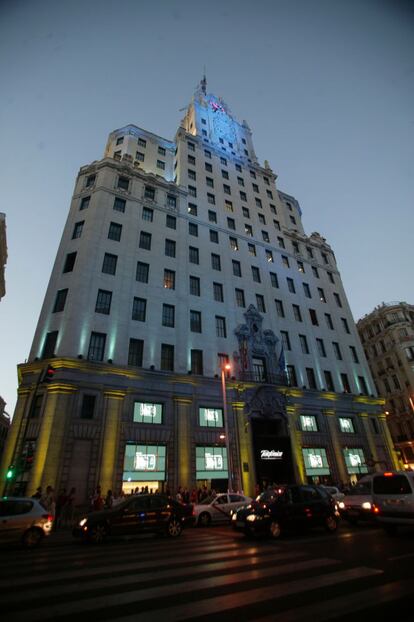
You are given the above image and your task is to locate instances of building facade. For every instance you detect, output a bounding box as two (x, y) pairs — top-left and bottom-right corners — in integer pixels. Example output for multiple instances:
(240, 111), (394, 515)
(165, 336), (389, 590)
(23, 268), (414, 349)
(357, 302), (414, 469)
(1, 80), (399, 502)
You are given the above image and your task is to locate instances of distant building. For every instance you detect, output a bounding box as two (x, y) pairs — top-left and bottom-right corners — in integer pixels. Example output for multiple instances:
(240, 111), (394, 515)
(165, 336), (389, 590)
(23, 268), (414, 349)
(0, 213), (7, 300)
(357, 302), (414, 469)
(1, 80), (398, 501)
(0, 396), (10, 462)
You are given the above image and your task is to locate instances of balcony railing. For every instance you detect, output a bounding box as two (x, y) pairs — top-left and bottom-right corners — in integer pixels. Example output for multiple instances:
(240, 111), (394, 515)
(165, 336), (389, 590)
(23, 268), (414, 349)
(239, 371), (287, 385)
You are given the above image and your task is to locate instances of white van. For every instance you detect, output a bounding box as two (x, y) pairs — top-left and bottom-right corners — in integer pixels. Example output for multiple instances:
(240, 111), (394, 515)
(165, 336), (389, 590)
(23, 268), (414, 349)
(372, 471), (414, 534)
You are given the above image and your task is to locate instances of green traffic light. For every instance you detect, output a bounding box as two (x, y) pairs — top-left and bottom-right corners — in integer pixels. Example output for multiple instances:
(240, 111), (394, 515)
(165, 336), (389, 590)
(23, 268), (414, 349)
(6, 467), (15, 479)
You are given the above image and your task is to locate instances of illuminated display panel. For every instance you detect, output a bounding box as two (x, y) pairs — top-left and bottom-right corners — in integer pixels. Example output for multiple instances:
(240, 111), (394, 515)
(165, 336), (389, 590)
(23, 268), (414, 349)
(133, 401), (163, 424)
(123, 444), (166, 481)
(199, 407), (223, 428)
(339, 418), (355, 434)
(302, 448), (330, 475)
(343, 448), (368, 474)
(300, 415), (318, 432)
(196, 446), (228, 480)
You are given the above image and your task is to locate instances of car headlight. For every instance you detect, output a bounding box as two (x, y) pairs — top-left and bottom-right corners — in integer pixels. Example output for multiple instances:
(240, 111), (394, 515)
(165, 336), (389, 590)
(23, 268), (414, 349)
(362, 502), (372, 510)
(338, 502), (345, 509)
(246, 514), (257, 522)
(79, 518), (88, 527)
(232, 513), (237, 521)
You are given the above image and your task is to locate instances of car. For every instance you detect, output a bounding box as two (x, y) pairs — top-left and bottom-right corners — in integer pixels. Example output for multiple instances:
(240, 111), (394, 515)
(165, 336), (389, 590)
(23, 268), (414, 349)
(0, 497), (54, 548)
(232, 485), (340, 539)
(337, 476), (376, 524)
(73, 494), (195, 543)
(194, 493), (252, 526)
(320, 485), (345, 503)
(372, 470), (414, 534)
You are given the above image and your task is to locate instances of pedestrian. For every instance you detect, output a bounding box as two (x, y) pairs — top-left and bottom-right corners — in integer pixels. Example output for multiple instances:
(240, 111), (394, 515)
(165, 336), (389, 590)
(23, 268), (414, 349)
(41, 485), (56, 517)
(32, 486), (42, 499)
(105, 490), (114, 509)
(91, 485), (104, 511)
(62, 487), (76, 527)
(55, 488), (68, 529)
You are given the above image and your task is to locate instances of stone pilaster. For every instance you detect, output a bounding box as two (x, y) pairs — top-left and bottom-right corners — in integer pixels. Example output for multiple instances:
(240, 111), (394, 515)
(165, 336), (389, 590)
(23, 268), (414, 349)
(99, 390), (126, 494)
(232, 401), (255, 496)
(324, 409), (348, 484)
(358, 412), (380, 470)
(378, 413), (400, 469)
(29, 384), (76, 494)
(286, 404), (306, 484)
(173, 397), (192, 491)
(0, 388), (31, 495)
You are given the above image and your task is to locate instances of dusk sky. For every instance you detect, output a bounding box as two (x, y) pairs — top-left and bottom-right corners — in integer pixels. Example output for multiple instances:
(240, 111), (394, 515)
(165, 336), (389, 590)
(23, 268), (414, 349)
(0, 0), (413, 417)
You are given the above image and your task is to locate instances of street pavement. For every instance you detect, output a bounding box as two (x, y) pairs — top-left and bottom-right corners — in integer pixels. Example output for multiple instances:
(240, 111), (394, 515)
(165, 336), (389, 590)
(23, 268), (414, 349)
(1, 522), (414, 621)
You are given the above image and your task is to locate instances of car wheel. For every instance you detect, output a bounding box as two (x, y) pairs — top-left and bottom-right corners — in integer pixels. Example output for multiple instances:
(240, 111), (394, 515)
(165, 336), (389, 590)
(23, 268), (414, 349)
(325, 515), (338, 533)
(89, 523), (108, 544)
(22, 527), (44, 548)
(166, 517), (182, 537)
(269, 520), (282, 539)
(383, 524), (398, 536)
(198, 512), (211, 527)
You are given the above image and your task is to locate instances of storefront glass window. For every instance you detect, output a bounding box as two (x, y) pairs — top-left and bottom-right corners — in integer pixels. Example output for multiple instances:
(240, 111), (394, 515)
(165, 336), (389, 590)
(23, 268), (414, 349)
(302, 447), (330, 475)
(196, 446), (228, 480)
(339, 417), (355, 434)
(300, 415), (318, 432)
(343, 448), (368, 474)
(199, 407), (223, 428)
(133, 401), (163, 424)
(123, 444), (166, 481)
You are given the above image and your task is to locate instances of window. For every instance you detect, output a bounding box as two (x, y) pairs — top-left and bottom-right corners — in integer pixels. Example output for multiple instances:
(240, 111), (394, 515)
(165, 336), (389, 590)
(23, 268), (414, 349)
(216, 316), (227, 338)
(251, 266), (260, 282)
(213, 282), (224, 302)
(208, 210), (217, 223)
(164, 269), (175, 290)
(302, 448), (330, 476)
(334, 293), (343, 307)
(270, 272), (279, 288)
(166, 214), (176, 229)
(204, 149), (211, 158)
(85, 174), (95, 187)
(207, 193), (215, 204)
(266, 250), (274, 263)
(205, 162), (212, 172)
(42, 331), (58, 358)
(167, 195), (177, 209)
(95, 289), (112, 315)
(275, 299), (285, 317)
(237, 176), (244, 186)
(303, 283), (311, 298)
(113, 197), (126, 213)
(252, 183), (259, 192)
(242, 207), (250, 218)
(165, 239), (176, 258)
(240, 191), (247, 201)
(161, 344), (174, 371)
(341, 318), (350, 333)
(325, 313), (334, 330)
(136, 151), (145, 162)
(187, 141), (195, 151)
(296, 260), (304, 273)
(52, 289), (68, 313)
(188, 185), (197, 197)
(333, 342), (343, 360)
(138, 137), (147, 147)
(189, 276), (200, 296)
(277, 237), (285, 249)
(289, 215), (296, 225)
(292, 304), (302, 322)
(321, 252), (329, 265)
(80, 196), (90, 210)
(225, 200), (233, 212)
(274, 219), (281, 230)
(316, 338), (326, 357)
(324, 370), (335, 391)
(188, 155), (196, 165)
(270, 204), (276, 214)
(157, 145), (166, 156)
(199, 407), (223, 428)
(222, 170), (229, 180)
(309, 309), (319, 326)
(191, 349), (203, 375)
(72, 221), (84, 239)
(117, 176), (129, 191)
(341, 373), (351, 393)
(188, 203), (197, 216)
(102, 253), (117, 275)
(136, 261), (149, 283)
(358, 376), (369, 395)
(116, 137), (124, 146)
(256, 294), (266, 313)
(229, 237), (238, 251)
(144, 186), (155, 200)
(212, 254), (221, 271)
(156, 160), (165, 170)
(63, 252), (76, 273)
(108, 222), (122, 241)
(80, 395), (96, 419)
(286, 365), (297, 386)
(306, 367), (317, 389)
(299, 334), (309, 354)
(256, 198), (263, 209)
(205, 176), (213, 186)
(281, 330), (291, 350)
(339, 418), (355, 434)
(142, 207), (153, 222)
(139, 231), (152, 250)
(162, 304), (175, 327)
(292, 241), (300, 254)
(88, 332), (106, 361)
(300, 415), (318, 432)
(262, 231), (270, 242)
(282, 255), (290, 268)
(227, 217), (236, 230)
(190, 310), (202, 332)
(132, 297), (146, 321)
(287, 278), (295, 293)
(235, 288), (245, 307)
(189, 246), (199, 264)
(220, 156), (227, 166)
(350, 345), (359, 363)
(210, 230), (219, 243)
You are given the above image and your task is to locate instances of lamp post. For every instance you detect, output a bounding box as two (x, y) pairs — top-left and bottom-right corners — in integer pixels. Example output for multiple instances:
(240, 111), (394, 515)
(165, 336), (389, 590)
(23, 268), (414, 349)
(221, 363), (234, 492)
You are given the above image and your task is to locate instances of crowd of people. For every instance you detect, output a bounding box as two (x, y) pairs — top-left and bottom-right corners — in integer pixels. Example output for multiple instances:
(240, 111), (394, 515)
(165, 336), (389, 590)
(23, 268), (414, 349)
(32, 485), (76, 528)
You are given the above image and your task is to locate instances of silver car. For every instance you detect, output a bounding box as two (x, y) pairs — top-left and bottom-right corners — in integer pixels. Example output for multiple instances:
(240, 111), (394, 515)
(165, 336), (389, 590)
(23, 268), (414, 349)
(194, 493), (252, 526)
(0, 497), (53, 547)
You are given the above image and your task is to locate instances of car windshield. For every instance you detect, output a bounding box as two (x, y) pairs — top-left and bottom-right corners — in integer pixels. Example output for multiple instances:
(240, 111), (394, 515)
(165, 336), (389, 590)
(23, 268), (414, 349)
(256, 489), (287, 503)
(199, 495), (217, 505)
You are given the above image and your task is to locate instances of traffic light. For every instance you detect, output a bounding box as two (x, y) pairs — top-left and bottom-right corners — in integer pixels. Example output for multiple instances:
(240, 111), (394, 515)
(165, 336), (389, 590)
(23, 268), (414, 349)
(6, 465), (15, 480)
(43, 365), (55, 383)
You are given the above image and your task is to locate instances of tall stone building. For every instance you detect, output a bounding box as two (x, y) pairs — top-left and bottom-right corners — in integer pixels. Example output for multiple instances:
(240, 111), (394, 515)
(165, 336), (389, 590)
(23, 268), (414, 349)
(357, 302), (414, 469)
(1, 80), (398, 502)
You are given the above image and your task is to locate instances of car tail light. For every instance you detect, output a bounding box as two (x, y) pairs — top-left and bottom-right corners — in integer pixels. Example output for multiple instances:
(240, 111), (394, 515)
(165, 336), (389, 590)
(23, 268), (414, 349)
(372, 504), (380, 514)
(383, 472), (394, 477)
(42, 514), (54, 522)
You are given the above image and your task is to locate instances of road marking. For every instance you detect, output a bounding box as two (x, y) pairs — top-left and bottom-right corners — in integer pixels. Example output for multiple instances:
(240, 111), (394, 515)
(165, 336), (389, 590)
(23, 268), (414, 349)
(388, 553), (414, 561)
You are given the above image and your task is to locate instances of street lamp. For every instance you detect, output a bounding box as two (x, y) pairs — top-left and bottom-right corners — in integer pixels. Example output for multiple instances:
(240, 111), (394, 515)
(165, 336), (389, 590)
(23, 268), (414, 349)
(221, 363), (235, 492)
